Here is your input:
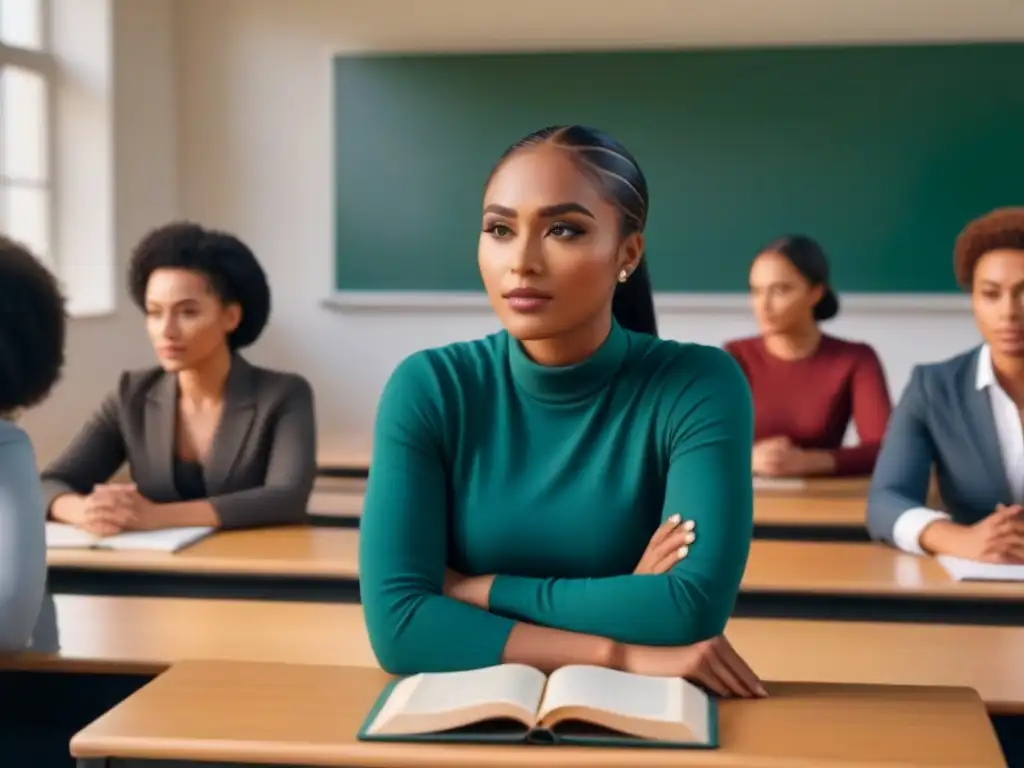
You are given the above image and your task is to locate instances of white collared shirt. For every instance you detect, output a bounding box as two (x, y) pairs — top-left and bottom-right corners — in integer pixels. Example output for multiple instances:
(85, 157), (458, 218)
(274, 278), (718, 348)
(892, 345), (1024, 554)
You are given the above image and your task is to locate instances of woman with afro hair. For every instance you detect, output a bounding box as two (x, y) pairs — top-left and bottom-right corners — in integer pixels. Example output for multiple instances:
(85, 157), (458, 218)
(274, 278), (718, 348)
(0, 235), (64, 652)
(41, 222), (316, 534)
(869, 207), (1024, 563)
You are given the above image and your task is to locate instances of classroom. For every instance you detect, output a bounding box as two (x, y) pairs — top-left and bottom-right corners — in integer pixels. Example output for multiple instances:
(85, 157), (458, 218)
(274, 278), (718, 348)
(2, 0), (1024, 766)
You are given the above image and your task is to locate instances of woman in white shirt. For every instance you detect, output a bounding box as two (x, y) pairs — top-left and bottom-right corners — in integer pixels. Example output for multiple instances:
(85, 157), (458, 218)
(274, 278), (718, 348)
(868, 207), (1024, 563)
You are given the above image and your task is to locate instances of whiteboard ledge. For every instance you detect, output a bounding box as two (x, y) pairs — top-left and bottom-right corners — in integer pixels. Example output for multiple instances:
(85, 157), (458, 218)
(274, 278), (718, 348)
(322, 291), (971, 314)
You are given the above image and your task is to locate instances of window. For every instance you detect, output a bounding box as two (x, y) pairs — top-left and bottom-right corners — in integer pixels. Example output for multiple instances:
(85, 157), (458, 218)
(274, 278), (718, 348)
(0, 0), (53, 265)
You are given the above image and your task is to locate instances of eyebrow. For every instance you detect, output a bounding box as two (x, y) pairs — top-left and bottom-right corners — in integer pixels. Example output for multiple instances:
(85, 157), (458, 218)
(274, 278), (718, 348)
(482, 202), (596, 219)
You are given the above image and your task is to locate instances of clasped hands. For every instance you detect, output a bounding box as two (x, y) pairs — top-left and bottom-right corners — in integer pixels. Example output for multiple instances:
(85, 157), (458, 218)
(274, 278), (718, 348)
(752, 436), (809, 477)
(444, 513), (766, 698)
(76, 483), (156, 536)
(925, 503), (1024, 564)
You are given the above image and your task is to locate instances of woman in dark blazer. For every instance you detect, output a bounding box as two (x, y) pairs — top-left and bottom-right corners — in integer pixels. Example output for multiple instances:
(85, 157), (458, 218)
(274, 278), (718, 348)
(42, 222), (316, 533)
(868, 207), (1024, 562)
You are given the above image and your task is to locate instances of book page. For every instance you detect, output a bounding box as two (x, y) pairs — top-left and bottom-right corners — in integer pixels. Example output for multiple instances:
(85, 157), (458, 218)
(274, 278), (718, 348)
(45, 522), (99, 549)
(368, 664), (547, 736)
(540, 665), (682, 725)
(937, 555), (1024, 582)
(539, 665), (708, 743)
(98, 526), (213, 552)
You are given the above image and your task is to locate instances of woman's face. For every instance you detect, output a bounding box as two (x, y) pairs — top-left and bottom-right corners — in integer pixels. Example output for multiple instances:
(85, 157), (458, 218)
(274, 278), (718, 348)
(144, 268), (240, 371)
(972, 248), (1024, 360)
(748, 252), (823, 336)
(478, 144), (642, 348)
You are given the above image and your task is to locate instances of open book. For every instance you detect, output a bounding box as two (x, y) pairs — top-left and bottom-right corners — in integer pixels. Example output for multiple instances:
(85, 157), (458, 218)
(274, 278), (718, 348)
(358, 664), (716, 748)
(937, 555), (1024, 582)
(45, 522), (213, 553)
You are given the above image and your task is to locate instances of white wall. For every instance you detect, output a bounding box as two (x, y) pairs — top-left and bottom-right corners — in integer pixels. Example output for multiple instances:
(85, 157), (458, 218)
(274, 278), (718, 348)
(29, 0), (1024, 461)
(20, 0), (178, 463)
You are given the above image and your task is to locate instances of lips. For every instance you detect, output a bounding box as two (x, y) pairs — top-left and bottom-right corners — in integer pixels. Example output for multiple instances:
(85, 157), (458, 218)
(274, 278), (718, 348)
(503, 287), (552, 313)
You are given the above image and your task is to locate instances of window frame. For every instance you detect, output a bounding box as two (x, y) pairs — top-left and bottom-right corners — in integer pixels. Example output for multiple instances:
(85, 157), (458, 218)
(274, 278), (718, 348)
(0, 0), (56, 267)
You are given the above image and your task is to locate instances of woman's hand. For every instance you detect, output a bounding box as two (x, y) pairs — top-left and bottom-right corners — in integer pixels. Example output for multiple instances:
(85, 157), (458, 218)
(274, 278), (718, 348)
(921, 504), (1024, 563)
(443, 568), (495, 610)
(634, 514), (696, 574)
(81, 484), (156, 534)
(617, 635), (767, 698)
(752, 436), (800, 477)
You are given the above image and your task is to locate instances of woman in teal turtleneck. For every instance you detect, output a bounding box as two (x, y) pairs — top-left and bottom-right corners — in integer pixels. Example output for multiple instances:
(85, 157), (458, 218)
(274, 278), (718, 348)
(359, 125), (763, 698)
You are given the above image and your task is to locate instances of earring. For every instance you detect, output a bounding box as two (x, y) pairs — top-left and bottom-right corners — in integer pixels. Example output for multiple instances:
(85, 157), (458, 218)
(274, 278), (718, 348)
(618, 269), (629, 283)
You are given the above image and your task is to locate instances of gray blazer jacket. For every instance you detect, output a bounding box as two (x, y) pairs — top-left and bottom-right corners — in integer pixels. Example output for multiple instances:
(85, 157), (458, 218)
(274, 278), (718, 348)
(867, 347), (1010, 545)
(40, 356), (316, 529)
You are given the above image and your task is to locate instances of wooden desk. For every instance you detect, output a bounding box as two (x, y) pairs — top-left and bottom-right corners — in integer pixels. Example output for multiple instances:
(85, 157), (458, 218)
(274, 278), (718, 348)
(752, 495), (867, 541)
(308, 489), (362, 527)
(46, 528), (1024, 621)
(738, 540), (1024, 624)
(7, 596), (1023, 716)
(69, 660), (1005, 767)
(47, 526), (359, 603)
(317, 444), (371, 478)
(313, 475), (366, 494)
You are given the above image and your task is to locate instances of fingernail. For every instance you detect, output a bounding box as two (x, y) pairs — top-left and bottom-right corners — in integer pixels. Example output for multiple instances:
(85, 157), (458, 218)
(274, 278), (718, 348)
(685, 532), (695, 544)
(683, 520), (695, 531)
(667, 514), (681, 525)
(758, 685), (769, 696)
(677, 546), (688, 558)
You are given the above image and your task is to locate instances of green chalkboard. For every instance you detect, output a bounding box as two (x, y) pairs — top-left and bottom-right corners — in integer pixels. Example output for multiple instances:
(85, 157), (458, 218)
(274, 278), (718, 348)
(333, 44), (1024, 294)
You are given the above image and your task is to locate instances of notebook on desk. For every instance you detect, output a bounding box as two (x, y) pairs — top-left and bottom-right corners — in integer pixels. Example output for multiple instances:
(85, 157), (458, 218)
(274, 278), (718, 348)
(752, 476), (807, 491)
(45, 522), (213, 553)
(937, 555), (1024, 582)
(358, 663), (717, 748)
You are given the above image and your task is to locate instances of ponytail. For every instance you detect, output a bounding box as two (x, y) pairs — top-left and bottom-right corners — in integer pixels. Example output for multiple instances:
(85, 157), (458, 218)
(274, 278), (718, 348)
(612, 260), (658, 337)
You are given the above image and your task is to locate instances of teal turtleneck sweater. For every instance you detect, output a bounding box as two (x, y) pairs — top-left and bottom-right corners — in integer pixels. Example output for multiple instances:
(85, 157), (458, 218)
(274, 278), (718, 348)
(359, 321), (754, 675)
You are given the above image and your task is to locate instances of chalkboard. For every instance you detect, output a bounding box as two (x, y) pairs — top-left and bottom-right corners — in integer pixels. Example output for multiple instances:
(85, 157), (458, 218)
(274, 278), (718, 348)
(333, 44), (1024, 293)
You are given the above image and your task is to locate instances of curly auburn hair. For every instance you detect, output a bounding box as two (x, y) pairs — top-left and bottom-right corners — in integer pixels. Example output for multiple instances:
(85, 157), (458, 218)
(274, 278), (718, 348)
(954, 207), (1024, 289)
(128, 222), (271, 350)
(0, 236), (67, 414)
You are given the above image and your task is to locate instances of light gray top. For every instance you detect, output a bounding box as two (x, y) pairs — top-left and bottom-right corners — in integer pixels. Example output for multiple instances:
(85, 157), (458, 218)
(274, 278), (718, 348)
(0, 418), (57, 653)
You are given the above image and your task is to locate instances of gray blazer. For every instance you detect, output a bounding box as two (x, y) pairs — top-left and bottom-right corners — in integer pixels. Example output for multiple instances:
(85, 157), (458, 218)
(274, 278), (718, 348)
(40, 356), (316, 529)
(867, 347), (1009, 545)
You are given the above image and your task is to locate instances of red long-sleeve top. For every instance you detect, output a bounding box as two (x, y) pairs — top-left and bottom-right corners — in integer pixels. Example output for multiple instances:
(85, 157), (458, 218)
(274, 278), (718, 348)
(724, 334), (893, 476)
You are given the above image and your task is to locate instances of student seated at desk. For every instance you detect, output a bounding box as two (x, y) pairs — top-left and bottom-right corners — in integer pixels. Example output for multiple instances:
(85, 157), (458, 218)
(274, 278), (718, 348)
(360, 125), (764, 698)
(0, 237), (63, 653)
(869, 208), (1024, 561)
(725, 236), (892, 477)
(41, 223), (316, 535)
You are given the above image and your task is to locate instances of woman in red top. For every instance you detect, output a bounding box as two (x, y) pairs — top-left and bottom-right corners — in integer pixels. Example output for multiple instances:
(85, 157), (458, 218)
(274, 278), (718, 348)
(725, 235), (893, 477)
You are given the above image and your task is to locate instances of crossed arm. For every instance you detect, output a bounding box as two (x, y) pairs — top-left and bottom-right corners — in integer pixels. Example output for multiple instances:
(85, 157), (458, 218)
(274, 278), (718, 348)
(358, 350), (754, 676)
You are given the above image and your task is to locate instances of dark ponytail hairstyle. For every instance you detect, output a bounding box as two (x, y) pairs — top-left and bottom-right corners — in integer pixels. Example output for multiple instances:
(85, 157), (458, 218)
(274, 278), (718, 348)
(759, 234), (840, 322)
(487, 125), (658, 337)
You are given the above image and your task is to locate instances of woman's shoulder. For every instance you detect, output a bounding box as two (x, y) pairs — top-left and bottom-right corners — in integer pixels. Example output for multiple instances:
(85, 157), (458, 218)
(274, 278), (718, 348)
(819, 334), (881, 362)
(721, 334), (762, 359)
(0, 419), (39, 478)
(385, 332), (508, 394)
(0, 418), (32, 453)
(241, 359), (314, 401)
(629, 334), (749, 399)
